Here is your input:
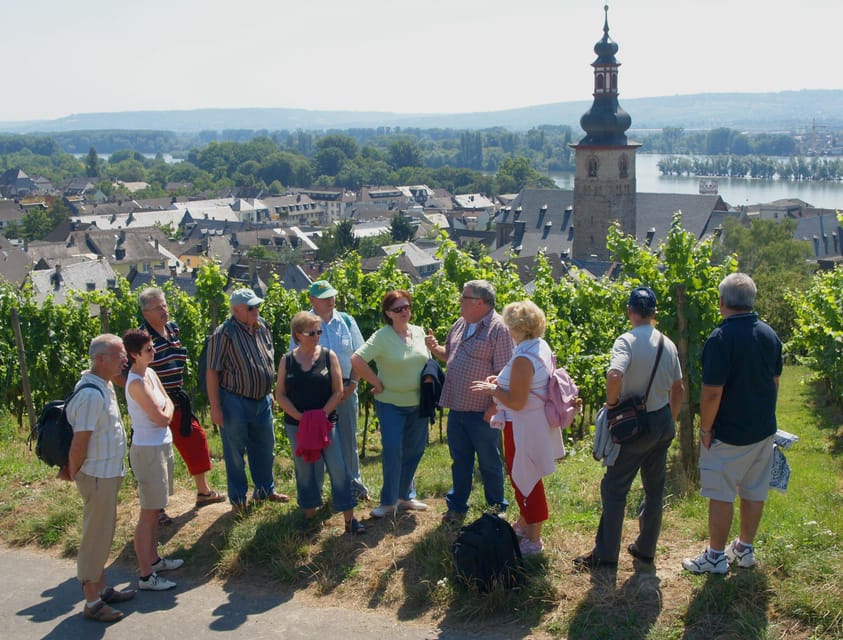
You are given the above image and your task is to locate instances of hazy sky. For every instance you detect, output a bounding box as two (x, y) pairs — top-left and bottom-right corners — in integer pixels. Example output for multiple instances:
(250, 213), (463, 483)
(2, 0), (836, 122)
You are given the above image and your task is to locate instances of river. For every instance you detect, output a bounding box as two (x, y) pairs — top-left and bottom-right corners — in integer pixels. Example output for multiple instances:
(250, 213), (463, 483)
(551, 154), (843, 210)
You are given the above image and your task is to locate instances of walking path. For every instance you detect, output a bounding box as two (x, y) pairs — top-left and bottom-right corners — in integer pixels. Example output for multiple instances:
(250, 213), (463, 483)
(0, 545), (455, 639)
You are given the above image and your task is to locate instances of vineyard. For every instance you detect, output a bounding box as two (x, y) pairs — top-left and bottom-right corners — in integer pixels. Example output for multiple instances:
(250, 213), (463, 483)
(2, 216), (841, 479)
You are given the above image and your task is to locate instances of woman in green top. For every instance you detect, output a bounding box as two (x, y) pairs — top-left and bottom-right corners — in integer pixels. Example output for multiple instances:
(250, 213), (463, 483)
(352, 289), (430, 518)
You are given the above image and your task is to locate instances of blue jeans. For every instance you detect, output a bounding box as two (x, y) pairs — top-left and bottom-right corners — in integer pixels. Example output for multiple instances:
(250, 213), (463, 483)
(219, 390), (276, 504)
(593, 404), (675, 562)
(285, 422), (355, 513)
(445, 410), (508, 514)
(375, 401), (428, 507)
(334, 390), (370, 499)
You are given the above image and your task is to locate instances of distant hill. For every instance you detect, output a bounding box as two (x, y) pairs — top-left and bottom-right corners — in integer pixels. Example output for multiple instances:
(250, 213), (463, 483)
(1, 90), (841, 134)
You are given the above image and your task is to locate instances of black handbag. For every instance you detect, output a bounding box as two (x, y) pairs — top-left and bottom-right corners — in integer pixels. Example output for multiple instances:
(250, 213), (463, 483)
(606, 334), (664, 444)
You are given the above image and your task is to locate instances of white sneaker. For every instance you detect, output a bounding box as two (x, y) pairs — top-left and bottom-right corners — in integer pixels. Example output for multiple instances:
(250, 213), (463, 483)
(150, 557), (183, 572)
(682, 549), (728, 574)
(370, 504), (396, 518)
(138, 572), (176, 591)
(726, 539), (757, 568)
(397, 498), (428, 511)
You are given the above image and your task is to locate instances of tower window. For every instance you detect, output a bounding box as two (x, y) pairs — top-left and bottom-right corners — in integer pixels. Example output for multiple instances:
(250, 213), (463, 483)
(619, 155), (628, 178)
(588, 158), (599, 177)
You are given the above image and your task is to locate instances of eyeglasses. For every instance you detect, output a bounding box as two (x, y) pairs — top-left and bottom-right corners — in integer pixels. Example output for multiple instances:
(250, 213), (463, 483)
(300, 329), (323, 337)
(248, 304), (261, 311)
(145, 303), (167, 312)
(460, 295), (480, 301)
(389, 304), (411, 313)
(144, 345), (155, 353)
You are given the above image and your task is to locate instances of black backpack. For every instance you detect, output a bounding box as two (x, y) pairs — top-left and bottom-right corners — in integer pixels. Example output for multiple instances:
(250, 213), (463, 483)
(29, 383), (103, 468)
(452, 513), (525, 592)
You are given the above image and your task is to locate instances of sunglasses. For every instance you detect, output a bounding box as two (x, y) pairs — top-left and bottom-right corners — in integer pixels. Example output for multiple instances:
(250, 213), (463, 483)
(301, 329), (323, 337)
(389, 304), (411, 313)
(248, 304), (261, 311)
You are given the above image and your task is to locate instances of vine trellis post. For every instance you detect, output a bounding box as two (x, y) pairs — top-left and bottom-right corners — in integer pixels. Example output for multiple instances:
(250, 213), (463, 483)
(10, 308), (36, 431)
(675, 284), (698, 491)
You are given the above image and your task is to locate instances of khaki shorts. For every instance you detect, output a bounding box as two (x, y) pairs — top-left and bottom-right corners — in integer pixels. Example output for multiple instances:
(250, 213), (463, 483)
(130, 443), (174, 510)
(699, 435), (774, 502)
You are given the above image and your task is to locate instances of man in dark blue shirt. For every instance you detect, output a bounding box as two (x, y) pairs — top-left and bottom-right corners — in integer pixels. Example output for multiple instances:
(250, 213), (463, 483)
(683, 273), (783, 575)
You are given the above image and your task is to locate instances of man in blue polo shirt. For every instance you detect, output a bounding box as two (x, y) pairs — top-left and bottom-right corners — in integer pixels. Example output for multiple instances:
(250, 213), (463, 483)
(683, 273), (783, 574)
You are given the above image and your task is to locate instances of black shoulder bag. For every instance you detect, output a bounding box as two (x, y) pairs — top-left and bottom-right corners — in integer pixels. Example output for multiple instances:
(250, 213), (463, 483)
(606, 334), (664, 444)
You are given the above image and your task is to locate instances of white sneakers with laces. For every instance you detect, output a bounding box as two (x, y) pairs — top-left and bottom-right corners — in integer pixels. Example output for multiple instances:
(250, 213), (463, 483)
(726, 538), (757, 568)
(682, 549), (729, 574)
(138, 572), (177, 591)
(150, 557), (184, 572)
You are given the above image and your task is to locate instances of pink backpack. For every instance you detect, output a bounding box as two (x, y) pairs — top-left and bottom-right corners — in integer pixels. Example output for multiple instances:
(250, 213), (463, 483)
(543, 360), (579, 429)
(524, 345), (580, 429)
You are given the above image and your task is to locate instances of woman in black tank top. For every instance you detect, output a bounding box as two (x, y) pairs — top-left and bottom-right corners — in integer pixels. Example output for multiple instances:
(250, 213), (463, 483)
(276, 312), (365, 535)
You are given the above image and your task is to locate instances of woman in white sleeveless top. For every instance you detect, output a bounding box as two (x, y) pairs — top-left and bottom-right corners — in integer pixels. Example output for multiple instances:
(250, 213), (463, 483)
(123, 329), (182, 592)
(471, 300), (564, 556)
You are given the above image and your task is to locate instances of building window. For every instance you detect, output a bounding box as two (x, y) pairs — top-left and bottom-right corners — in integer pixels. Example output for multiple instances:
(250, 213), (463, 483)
(619, 155), (628, 178)
(588, 157), (599, 178)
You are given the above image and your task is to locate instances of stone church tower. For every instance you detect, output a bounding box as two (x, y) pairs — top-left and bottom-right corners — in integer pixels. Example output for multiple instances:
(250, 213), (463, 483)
(571, 5), (640, 261)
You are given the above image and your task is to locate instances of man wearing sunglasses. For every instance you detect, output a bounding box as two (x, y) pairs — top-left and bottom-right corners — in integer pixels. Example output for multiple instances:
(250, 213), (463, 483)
(206, 288), (288, 513)
(426, 280), (514, 525)
(290, 280), (370, 501)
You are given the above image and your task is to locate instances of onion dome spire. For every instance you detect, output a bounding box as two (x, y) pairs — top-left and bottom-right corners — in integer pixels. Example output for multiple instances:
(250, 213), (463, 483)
(578, 5), (632, 146)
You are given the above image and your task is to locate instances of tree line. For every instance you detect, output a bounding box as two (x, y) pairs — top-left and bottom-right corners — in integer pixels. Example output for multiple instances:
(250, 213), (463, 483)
(658, 154), (843, 181)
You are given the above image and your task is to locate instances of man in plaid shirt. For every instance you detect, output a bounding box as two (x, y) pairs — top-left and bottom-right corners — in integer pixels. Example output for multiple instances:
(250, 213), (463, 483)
(426, 280), (514, 524)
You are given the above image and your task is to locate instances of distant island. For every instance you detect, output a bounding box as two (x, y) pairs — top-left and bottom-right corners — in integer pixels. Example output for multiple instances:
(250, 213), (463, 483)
(1, 90), (842, 134)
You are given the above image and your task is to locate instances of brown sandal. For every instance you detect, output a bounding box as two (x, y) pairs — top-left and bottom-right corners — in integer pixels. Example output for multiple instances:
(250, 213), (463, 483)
(83, 601), (124, 622)
(100, 586), (136, 604)
(195, 490), (226, 507)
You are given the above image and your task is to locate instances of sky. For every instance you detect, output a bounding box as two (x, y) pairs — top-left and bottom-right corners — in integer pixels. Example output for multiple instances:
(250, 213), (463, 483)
(1, 0), (837, 123)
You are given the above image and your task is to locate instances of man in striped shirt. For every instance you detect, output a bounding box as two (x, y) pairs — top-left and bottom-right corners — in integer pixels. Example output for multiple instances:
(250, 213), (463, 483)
(206, 288), (289, 513)
(138, 288), (225, 514)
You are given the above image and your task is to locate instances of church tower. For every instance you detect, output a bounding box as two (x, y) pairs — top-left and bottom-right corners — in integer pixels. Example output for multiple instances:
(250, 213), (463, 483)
(571, 5), (640, 261)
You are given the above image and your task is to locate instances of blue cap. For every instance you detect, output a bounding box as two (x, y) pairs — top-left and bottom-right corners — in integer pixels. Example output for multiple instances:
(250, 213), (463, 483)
(628, 286), (657, 313)
(230, 288), (264, 307)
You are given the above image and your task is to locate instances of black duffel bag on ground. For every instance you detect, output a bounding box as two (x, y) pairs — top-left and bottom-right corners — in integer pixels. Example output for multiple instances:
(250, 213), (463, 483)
(606, 334), (664, 444)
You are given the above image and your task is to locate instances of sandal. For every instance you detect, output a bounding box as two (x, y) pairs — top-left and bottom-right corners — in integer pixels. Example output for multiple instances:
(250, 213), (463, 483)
(195, 490), (226, 507)
(158, 510), (174, 526)
(100, 586), (136, 604)
(83, 601), (124, 622)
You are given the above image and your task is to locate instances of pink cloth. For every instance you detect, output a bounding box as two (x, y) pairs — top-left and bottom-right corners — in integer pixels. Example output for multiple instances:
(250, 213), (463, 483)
(295, 410), (332, 462)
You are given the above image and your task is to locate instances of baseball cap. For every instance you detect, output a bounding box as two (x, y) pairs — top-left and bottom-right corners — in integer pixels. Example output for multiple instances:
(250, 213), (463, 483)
(309, 280), (338, 299)
(628, 286), (657, 313)
(230, 288), (264, 307)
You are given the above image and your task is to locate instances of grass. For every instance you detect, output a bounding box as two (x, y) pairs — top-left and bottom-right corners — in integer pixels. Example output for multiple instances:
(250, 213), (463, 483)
(1, 363), (841, 638)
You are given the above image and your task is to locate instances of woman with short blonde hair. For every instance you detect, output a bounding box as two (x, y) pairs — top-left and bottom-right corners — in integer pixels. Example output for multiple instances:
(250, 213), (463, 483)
(471, 300), (563, 556)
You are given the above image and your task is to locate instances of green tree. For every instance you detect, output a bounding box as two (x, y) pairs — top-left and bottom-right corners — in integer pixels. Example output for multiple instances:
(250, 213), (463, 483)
(388, 138), (423, 169)
(715, 218), (814, 340)
(389, 213), (415, 242)
(85, 147), (99, 177)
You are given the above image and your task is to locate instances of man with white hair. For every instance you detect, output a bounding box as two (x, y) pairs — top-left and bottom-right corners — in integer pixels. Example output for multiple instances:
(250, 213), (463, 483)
(683, 273), (782, 574)
(59, 334), (134, 622)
